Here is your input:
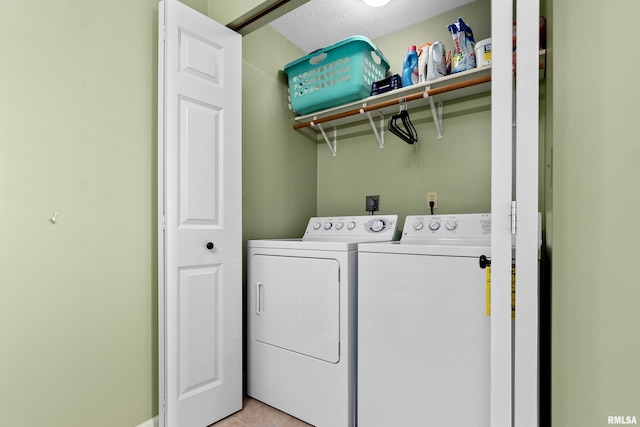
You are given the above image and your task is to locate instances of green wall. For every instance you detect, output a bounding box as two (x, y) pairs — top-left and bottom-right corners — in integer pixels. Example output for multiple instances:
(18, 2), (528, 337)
(207, 1), (317, 243)
(317, 0), (493, 219)
(3, 0), (639, 426)
(241, 27), (317, 241)
(551, 0), (640, 425)
(0, 1), (311, 426)
(0, 0), (204, 426)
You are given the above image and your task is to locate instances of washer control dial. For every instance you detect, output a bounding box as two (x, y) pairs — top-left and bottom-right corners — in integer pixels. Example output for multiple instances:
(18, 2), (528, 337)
(371, 220), (385, 232)
(313, 221), (322, 230)
(335, 222), (344, 230)
(446, 221), (457, 231)
(428, 221), (441, 231)
(365, 218), (392, 233)
(347, 221), (357, 230)
(323, 221), (333, 230)
(413, 221), (424, 231)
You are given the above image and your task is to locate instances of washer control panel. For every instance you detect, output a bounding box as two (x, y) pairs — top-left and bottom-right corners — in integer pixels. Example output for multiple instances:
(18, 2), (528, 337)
(304, 215), (398, 241)
(402, 213), (491, 240)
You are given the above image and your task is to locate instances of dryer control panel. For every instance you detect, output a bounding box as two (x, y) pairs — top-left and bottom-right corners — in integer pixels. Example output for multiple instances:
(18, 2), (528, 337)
(303, 215), (398, 242)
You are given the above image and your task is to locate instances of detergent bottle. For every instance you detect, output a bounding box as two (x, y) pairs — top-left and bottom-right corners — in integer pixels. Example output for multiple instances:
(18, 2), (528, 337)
(418, 43), (431, 83)
(401, 45), (419, 87)
(426, 41), (448, 81)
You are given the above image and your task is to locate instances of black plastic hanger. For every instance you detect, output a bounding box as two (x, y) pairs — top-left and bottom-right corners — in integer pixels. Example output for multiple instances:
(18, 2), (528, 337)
(388, 108), (418, 144)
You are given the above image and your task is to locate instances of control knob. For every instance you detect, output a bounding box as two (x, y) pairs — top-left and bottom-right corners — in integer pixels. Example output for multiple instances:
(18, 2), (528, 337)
(428, 221), (440, 231)
(446, 221), (457, 231)
(370, 220), (385, 232)
(347, 221), (357, 230)
(413, 221), (424, 231)
(323, 222), (333, 230)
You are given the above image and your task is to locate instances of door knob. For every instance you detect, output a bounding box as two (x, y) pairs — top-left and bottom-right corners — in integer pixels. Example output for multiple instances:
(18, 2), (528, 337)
(479, 255), (491, 269)
(206, 242), (214, 250)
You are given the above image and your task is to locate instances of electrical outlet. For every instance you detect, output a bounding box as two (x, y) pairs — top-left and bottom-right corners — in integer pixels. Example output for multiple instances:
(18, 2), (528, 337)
(366, 195), (380, 213)
(427, 192), (438, 209)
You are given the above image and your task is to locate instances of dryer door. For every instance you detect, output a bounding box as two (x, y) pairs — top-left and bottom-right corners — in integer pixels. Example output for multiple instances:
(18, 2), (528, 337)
(250, 255), (340, 363)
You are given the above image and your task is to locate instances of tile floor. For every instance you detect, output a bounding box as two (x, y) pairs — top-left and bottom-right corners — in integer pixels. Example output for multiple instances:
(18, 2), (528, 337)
(209, 396), (313, 427)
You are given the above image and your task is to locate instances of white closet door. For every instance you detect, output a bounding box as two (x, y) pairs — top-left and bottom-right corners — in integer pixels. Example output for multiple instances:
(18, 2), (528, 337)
(158, 0), (242, 426)
(515, 0), (541, 425)
(491, 0), (515, 425)
(492, 0), (541, 426)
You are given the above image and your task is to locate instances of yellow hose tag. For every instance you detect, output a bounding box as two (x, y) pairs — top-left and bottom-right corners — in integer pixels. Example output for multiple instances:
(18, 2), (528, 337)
(512, 266), (516, 320)
(486, 265), (491, 316)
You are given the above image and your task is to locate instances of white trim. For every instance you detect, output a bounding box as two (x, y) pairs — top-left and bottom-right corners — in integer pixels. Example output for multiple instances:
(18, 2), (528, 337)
(158, 2), (167, 427)
(135, 416), (159, 427)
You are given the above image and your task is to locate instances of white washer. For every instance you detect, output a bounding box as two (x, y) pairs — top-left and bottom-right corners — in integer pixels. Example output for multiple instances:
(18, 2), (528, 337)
(247, 215), (398, 427)
(357, 213), (493, 427)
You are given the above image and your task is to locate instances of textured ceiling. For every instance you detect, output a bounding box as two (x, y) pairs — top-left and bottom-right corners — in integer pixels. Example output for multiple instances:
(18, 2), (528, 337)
(269, 0), (477, 54)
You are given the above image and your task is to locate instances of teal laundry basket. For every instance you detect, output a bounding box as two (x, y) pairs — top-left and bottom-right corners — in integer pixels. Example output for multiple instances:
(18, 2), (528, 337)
(284, 36), (390, 115)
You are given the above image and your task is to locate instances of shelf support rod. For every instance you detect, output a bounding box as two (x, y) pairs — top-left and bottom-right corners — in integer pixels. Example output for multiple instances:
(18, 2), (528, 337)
(425, 93), (443, 140)
(313, 122), (337, 157)
(362, 109), (385, 150)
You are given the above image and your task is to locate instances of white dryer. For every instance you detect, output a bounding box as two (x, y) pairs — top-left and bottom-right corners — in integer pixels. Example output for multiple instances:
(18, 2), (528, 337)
(247, 215), (398, 427)
(357, 213), (493, 427)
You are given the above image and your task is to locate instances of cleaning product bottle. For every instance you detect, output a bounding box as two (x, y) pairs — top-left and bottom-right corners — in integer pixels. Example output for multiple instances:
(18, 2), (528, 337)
(426, 41), (447, 81)
(401, 45), (419, 87)
(418, 43), (431, 83)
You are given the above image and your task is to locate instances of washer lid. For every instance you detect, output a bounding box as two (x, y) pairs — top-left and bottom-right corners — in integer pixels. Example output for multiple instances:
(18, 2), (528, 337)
(358, 239), (491, 257)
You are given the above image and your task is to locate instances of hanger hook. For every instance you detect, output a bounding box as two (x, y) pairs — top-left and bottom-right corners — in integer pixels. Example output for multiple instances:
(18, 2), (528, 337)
(398, 97), (407, 112)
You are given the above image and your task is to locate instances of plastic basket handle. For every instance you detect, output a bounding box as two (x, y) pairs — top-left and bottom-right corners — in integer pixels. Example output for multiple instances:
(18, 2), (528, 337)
(370, 50), (382, 65)
(309, 52), (328, 65)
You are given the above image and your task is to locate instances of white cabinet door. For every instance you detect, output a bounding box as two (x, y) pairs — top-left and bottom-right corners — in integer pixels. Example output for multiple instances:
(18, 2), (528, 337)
(158, 1), (242, 426)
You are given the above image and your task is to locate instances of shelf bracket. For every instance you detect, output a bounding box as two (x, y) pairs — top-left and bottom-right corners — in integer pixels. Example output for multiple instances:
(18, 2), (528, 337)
(362, 109), (385, 150)
(425, 92), (443, 140)
(313, 121), (337, 157)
